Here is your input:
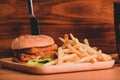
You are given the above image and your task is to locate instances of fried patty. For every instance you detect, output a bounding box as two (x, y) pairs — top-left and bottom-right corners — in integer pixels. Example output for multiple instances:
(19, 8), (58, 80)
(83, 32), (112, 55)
(19, 51), (56, 62)
(25, 44), (57, 55)
(13, 44), (58, 62)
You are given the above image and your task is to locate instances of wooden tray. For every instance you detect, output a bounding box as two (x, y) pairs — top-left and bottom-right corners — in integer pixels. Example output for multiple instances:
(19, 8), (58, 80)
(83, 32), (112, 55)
(0, 58), (115, 74)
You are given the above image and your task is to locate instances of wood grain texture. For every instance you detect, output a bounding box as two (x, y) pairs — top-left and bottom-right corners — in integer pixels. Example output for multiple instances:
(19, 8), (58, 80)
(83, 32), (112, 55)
(0, 0), (117, 58)
(0, 0), (114, 25)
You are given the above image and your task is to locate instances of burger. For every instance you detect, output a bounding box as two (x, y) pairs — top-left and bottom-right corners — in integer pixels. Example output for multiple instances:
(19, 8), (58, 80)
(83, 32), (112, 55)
(11, 35), (58, 63)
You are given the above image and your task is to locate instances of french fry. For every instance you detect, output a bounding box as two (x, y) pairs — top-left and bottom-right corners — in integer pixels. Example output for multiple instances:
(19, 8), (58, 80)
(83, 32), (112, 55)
(67, 44), (84, 57)
(57, 47), (64, 64)
(44, 54), (77, 66)
(84, 38), (89, 46)
(64, 34), (69, 43)
(70, 33), (76, 40)
(76, 55), (98, 63)
(59, 37), (65, 43)
(92, 47), (98, 50)
(63, 54), (78, 62)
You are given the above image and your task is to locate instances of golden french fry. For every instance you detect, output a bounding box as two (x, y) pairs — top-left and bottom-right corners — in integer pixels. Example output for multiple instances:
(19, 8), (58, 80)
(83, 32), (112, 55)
(59, 37), (65, 42)
(76, 55), (98, 63)
(44, 60), (57, 66)
(63, 54), (78, 62)
(44, 54), (77, 66)
(70, 33), (75, 40)
(57, 47), (64, 64)
(64, 34), (69, 43)
(84, 38), (89, 45)
(92, 47), (98, 50)
(67, 44), (84, 57)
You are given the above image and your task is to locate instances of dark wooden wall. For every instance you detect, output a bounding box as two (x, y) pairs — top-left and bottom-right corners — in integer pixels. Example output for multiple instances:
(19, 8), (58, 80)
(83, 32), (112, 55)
(0, 0), (116, 58)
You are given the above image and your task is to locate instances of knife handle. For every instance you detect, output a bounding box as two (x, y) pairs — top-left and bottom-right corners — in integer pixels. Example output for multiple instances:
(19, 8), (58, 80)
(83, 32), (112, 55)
(30, 17), (40, 35)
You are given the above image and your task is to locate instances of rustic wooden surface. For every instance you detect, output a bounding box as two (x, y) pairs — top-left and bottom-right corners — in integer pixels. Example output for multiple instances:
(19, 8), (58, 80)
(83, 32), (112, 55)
(0, 0), (117, 58)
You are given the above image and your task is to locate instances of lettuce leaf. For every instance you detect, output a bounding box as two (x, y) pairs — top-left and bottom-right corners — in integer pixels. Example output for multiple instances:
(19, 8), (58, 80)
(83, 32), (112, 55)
(27, 58), (52, 66)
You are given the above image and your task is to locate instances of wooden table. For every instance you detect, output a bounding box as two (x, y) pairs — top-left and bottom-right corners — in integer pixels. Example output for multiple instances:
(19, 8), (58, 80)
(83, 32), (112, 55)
(0, 64), (120, 80)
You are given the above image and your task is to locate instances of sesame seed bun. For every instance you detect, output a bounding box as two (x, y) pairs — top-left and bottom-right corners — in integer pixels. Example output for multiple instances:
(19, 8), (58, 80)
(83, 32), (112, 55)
(11, 35), (55, 49)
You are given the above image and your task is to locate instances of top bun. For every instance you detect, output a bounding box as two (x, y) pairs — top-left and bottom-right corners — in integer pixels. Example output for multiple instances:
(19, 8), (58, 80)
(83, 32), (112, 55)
(11, 35), (55, 49)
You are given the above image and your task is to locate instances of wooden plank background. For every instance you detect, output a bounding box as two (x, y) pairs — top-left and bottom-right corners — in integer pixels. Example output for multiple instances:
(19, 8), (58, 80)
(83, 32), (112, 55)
(0, 0), (117, 58)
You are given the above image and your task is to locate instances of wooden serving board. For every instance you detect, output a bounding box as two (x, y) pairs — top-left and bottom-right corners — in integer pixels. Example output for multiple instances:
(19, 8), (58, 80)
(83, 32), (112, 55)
(0, 58), (115, 74)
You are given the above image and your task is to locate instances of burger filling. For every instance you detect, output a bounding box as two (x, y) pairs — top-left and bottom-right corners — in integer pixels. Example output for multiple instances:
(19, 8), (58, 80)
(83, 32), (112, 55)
(12, 44), (58, 62)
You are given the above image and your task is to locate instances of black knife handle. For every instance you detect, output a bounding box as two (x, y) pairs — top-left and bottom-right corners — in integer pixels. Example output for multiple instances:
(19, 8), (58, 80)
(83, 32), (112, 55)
(30, 17), (40, 35)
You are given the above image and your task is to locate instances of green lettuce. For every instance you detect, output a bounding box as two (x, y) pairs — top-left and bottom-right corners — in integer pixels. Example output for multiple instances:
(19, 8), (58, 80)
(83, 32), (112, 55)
(27, 58), (52, 66)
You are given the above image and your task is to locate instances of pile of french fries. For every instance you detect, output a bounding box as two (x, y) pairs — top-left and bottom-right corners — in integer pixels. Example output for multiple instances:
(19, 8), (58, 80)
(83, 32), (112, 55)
(44, 33), (112, 66)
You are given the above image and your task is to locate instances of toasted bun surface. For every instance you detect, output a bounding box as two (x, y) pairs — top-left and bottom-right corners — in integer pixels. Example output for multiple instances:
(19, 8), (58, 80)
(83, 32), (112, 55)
(11, 35), (55, 49)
